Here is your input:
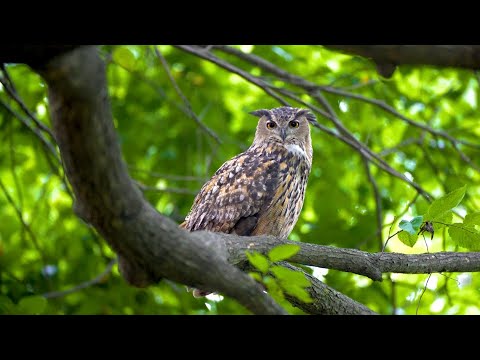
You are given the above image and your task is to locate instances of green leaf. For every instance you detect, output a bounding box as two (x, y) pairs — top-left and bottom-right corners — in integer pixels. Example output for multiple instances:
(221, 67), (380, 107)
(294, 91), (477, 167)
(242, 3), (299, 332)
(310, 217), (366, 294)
(245, 251), (269, 274)
(270, 266), (312, 303)
(399, 220), (415, 235)
(399, 216), (423, 235)
(112, 47), (136, 71)
(248, 272), (262, 282)
(425, 185), (466, 221)
(464, 212), (480, 226)
(398, 231), (419, 247)
(270, 266), (311, 287)
(263, 276), (285, 302)
(280, 283), (313, 303)
(410, 216), (424, 229)
(17, 296), (47, 314)
(435, 210), (453, 226)
(449, 223), (480, 250)
(268, 244), (300, 262)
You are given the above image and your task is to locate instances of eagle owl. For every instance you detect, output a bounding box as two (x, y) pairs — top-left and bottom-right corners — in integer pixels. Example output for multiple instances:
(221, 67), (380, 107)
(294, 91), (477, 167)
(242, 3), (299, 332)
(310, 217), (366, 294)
(181, 106), (314, 296)
(181, 106), (314, 240)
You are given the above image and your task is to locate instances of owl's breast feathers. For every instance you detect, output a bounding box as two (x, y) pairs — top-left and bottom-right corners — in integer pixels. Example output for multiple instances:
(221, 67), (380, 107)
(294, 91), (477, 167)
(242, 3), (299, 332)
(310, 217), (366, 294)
(181, 142), (311, 239)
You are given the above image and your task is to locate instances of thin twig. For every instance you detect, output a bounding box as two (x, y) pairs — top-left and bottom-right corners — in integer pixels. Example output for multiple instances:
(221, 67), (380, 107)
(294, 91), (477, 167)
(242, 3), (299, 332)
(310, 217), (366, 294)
(416, 273), (432, 315)
(213, 45), (320, 91)
(450, 140), (480, 172)
(0, 68), (56, 140)
(343, 79), (378, 90)
(0, 178), (47, 264)
(107, 54), (202, 123)
(422, 234), (430, 252)
(379, 137), (423, 157)
(153, 46), (222, 145)
(128, 165), (207, 182)
(174, 45), (289, 106)
(134, 180), (198, 195)
(270, 87), (432, 200)
(0, 97), (60, 163)
(382, 192), (421, 252)
(214, 45), (479, 178)
(8, 122), (24, 211)
(383, 193), (420, 230)
(42, 259), (116, 299)
(362, 157), (383, 250)
(319, 85), (480, 150)
(390, 275), (397, 315)
(196, 46), (432, 200)
(382, 230), (403, 253)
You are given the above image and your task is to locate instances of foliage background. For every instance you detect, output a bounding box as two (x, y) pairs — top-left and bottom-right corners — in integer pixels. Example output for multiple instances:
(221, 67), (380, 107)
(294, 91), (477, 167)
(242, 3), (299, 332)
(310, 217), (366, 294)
(0, 45), (479, 315)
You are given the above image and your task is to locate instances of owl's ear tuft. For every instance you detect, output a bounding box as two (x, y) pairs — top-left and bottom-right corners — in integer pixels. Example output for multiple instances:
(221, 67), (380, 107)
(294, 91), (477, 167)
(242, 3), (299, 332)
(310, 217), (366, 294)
(305, 112), (316, 124)
(295, 109), (317, 124)
(249, 109), (271, 118)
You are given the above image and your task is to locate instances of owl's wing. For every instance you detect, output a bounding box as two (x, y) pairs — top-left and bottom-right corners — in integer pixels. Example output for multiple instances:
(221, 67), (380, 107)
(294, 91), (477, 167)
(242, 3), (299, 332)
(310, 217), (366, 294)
(181, 149), (279, 235)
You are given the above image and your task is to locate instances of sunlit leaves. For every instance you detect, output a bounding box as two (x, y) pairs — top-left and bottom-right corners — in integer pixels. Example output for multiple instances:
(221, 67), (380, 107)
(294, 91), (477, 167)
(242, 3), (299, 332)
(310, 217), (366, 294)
(270, 266), (312, 303)
(464, 212), (480, 226)
(449, 224), (480, 250)
(267, 244), (300, 262)
(112, 47), (136, 71)
(245, 251), (269, 274)
(398, 186), (468, 248)
(246, 246), (312, 305)
(425, 185), (466, 221)
(398, 231), (419, 247)
(398, 216), (423, 247)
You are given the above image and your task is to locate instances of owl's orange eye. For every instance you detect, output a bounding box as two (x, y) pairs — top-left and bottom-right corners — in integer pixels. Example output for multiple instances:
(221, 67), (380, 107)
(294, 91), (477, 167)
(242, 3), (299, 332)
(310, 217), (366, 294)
(289, 120), (299, 128)
(266, 122), (276, 129)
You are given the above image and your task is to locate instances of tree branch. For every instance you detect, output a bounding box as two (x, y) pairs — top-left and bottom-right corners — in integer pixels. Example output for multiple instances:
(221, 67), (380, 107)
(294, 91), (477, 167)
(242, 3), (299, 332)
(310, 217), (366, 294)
(362, 157), (383, 250)
(153, 46), (222, 145)
(174, 45), (289, 106)
(0, 45), (80, 67)
(220, 234), (480, 280)
(180, 45), (432, 200)
(280, 262), (377, 315)
(324, 45), (480, 75)
(42, 259), (116, 299)
(0, 97), (60, 163)
(32, 46), (285, 315)
(0, 67), (56, 140)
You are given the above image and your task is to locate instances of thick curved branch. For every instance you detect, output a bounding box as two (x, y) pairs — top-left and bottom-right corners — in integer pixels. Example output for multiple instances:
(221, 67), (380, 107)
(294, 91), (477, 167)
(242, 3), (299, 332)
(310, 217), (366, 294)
(280, 262), (376, 315)
(31, 46), (285, 315)
(324, 45), (480, 75)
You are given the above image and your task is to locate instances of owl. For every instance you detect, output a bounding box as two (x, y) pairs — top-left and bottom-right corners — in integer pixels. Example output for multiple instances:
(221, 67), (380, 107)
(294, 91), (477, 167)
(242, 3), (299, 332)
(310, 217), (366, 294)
(181, 106), (315, 240)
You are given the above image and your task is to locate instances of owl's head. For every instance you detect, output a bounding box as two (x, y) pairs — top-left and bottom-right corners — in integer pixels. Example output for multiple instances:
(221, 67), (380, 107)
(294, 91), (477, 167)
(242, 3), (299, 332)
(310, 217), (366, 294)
(250, 106), (315, 148)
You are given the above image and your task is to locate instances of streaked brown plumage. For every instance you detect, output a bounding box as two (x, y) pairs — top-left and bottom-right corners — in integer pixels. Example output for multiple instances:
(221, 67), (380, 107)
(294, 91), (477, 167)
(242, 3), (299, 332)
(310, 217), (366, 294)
(181, 106), (315, 240)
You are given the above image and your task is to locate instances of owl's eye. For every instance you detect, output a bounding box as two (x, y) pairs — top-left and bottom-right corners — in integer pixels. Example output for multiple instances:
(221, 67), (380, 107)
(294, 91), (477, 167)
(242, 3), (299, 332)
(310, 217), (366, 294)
(266, 122), (277, 129)
(289, 120), (300, 128)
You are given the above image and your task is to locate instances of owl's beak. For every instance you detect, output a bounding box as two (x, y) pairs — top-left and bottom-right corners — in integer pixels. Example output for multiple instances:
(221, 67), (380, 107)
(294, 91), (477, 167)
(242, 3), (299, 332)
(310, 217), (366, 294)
(280, 128), (287, 141)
